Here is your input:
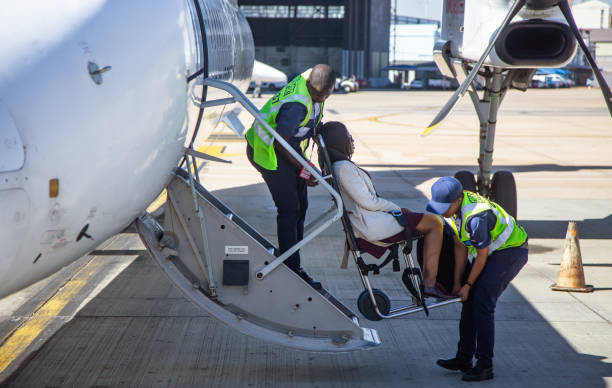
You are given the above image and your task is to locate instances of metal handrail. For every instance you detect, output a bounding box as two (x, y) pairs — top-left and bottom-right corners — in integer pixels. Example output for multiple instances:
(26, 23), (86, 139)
(201, 78), (344, 280)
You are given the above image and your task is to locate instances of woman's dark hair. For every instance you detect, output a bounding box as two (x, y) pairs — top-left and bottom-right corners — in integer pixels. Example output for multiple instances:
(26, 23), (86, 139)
(316, 121), (375, 190)
(317, 121), (352, 172)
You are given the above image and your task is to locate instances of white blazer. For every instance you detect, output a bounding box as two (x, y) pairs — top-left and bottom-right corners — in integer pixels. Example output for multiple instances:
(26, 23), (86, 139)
(333, 160), (403, 242)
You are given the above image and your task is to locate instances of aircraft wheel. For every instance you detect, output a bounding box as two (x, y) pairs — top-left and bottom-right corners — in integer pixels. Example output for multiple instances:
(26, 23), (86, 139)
(454, 170), (477, 192)
(357, 288), (391, 321)
(490, 171), (517, 219)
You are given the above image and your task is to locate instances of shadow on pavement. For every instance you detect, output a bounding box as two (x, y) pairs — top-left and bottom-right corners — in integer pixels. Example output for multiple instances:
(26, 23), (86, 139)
(4, 168), (611, 387)
(210, 165), (612, 240)
(358, 163), (612, 174)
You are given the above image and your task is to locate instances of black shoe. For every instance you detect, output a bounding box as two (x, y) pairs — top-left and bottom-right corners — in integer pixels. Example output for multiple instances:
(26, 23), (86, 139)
(462, 365), (494, 381)
(436, 357), (473, 372)
(296, 269), (322, 290)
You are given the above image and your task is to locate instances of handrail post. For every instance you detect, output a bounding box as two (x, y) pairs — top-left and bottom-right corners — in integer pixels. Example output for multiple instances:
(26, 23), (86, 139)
(200, 78), (343, 280)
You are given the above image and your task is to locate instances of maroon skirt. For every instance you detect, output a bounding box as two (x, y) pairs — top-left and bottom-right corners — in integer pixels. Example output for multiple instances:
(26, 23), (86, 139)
(355, 208), (424, 258)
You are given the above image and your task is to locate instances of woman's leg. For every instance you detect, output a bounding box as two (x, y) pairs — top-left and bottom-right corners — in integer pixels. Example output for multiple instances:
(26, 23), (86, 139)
(414, 214), (443, 288)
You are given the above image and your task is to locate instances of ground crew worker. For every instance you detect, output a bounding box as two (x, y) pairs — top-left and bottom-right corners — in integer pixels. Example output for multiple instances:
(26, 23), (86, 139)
(426, 176), (528, 382)
(246, 64), (335, 289)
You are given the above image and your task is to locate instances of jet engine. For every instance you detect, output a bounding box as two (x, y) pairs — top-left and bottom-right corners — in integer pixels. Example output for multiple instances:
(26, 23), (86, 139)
(493, 19), (577, 67)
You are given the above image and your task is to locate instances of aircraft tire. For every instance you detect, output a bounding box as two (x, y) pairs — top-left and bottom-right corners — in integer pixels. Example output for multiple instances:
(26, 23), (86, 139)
(454, 170), (477, 192)
(357, 288), (390, 321)
(491, 171), (517, 219)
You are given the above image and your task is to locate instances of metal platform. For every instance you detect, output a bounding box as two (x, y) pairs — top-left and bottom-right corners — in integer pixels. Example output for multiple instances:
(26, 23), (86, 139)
(136, 170), (380, 352)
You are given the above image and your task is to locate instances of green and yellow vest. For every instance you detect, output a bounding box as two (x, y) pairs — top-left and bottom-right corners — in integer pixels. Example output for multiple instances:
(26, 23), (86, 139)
(245, 69), (324, 170)
(445, 191), (527, 262)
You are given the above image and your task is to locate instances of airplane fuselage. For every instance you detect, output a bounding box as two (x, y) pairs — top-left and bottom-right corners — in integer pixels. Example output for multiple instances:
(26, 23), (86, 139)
(0, 0), (253, 298)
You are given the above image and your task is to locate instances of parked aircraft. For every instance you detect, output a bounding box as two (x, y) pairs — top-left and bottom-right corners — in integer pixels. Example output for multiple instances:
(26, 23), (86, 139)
(251, 60), (288, 90)
(427, 0), (612, 217)
(0, 0), (254, 299)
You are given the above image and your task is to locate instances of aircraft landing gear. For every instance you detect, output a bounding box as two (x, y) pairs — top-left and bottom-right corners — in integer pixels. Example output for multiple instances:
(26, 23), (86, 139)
(490, 171), (517, 219)
(453, 67), (518, 219)
(454, 170), (517, 219)
(454, 170), (477, 192)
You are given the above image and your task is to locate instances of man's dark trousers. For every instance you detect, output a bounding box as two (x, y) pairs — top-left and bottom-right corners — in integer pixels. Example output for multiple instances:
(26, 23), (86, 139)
(457, 246), (528, 368)
(247, 145), (307, 272)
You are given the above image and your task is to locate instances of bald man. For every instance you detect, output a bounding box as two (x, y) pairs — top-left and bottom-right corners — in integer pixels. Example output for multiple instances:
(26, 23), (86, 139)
(246, 65), (335, 289)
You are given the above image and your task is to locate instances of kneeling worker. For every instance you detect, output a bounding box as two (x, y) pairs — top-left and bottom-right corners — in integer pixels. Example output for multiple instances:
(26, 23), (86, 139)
(246, 64), (336, 289)
(427, 177), (528, 382)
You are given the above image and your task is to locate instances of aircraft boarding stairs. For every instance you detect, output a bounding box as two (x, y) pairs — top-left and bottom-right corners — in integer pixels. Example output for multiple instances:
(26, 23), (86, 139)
(136, 168), (379, 352)
(135, 78), (456, 352)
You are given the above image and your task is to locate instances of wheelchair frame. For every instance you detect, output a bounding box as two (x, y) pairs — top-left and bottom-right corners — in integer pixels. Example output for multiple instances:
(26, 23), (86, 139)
(315, 133), (460, 321)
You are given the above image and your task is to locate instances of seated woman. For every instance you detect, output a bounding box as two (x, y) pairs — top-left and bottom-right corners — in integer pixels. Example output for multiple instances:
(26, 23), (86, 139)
(318, 121), (452, 299)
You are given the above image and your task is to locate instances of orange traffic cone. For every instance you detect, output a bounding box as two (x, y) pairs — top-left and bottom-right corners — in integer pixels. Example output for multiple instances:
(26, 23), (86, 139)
(550, 222), (593, 292)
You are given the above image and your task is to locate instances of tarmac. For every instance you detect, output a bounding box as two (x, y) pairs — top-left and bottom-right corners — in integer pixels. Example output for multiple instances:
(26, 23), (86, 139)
(0, 88), (611, 387)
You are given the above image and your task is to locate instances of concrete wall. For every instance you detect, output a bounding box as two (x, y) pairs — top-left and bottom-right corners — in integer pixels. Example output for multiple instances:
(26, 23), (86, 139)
(244, 1), (390, 84)
(343, 0), (390, 82)
(254, 46), (342, 77)
(395, 0), (442, 21)
(390, 24), (439, 63)
(596, 42), (612, 72)
(573, 0), (611, 29)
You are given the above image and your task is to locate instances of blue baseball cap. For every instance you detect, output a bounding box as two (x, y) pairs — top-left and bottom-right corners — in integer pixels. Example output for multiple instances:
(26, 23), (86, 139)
(426, 177), (463, 215)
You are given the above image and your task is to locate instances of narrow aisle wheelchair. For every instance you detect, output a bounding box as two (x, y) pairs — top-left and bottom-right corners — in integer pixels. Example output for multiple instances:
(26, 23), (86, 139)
(315, 134), (460, 321)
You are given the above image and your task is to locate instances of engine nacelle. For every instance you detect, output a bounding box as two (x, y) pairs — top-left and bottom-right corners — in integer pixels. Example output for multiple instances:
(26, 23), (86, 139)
(492, 20), (577, 67)
(443, 0), (578, 69)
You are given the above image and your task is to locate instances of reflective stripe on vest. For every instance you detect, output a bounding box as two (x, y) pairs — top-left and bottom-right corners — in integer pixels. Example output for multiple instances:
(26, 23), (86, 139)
(460, 201), (515, 262)
(246, 69), (323, 170)
(445, 191), (525, 263)
(252, 94), (312, 146)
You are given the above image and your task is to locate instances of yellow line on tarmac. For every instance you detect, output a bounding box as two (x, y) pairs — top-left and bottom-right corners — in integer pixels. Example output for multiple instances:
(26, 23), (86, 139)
(198, 144), (225, 156)
(0, 258), (105, 374)
(197, 144), (242, 158)
(147, 189), (167, 213)
(206, 137), (245, 143)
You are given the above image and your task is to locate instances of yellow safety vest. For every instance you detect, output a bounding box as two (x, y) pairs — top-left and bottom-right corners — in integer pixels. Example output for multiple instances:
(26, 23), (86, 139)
(245, 69), (324, 170)
(445, 191), (527, 262)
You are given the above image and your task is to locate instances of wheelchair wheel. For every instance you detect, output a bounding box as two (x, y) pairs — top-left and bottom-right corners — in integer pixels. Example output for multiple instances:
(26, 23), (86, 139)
(357, 288), (391, 321)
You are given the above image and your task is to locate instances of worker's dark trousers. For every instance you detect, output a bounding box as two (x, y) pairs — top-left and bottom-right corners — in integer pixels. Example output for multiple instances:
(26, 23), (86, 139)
(247, 145), (307, 272)
(456, 246), (528, 368)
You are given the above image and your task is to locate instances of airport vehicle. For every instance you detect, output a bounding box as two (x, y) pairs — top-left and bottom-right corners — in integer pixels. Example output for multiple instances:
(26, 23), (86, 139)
(531, 73), (547, 87)
(408, 80), (424, 90)
(586, 76), (595, 88)
(427, 78), (454, 90)
(531, 72), (573, 88)
(428, 0), (612, 217)
(0, 0), (381, 354)
(335, 77), (359, 93)
(546, 73), (573, 88)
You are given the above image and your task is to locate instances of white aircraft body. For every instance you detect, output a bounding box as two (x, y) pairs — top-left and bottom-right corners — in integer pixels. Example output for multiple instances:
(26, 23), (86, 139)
(0, 0), (253, 299)
(458, 3), (576, 68)
(0, 0), (385, 352)
(428, 0), (612, 216)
